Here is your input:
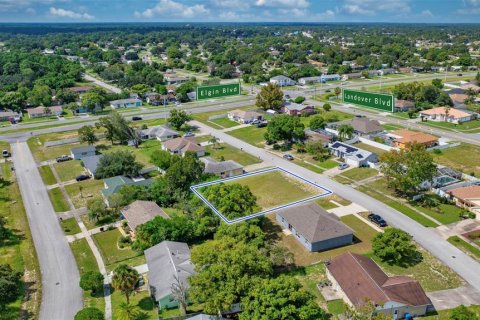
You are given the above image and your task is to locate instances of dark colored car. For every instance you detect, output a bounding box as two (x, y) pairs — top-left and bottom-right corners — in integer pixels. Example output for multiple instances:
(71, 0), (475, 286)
(368, 213), (387, 227)
(2, 150), (10, 158)
(283, 154), (294, 161)
(75, 174), (90, 182)
(56, 155), (72, 162)
(256, 121), (268, 128)
(132, 116), (143, 121)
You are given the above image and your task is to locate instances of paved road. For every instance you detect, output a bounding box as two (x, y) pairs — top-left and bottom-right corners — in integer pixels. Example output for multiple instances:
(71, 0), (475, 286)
(11, 142), (83, 320)
(192, 120), (480, 292)
(83, 73), (122, 94)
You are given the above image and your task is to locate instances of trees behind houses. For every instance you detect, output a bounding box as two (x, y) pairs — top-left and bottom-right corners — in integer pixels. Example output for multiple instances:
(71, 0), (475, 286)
(256, 83), (284, 111)
(202, 183), (259, 220)
(78, 125), (98, 145)
(265, 115), (305, 144)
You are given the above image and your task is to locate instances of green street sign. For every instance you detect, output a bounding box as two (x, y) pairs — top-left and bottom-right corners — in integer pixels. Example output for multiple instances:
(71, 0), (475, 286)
(342, 89), (394, 112)
(196, 83), (241, 100)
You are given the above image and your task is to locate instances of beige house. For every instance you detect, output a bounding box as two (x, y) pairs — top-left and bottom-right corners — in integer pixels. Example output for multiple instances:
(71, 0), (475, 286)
(227, 109), (263, 124)
(26, 106), (63, 118)
(121, 200), (169, 236)
(447, 185), (480, 214)
(162, 137), (205, 157)
(419, 107), (474, 124)
(326, 252), (431, 319)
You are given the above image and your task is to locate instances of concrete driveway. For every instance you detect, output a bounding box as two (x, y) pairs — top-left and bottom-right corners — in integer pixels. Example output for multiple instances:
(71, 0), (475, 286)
(427, 286), (480, 311)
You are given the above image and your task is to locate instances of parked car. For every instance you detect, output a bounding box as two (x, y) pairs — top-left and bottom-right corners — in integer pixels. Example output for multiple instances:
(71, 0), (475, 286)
(132, 116), (143, 121)
(183, 132), (195, 137)
(256, 122), (268, 128)
(368, 213), (387, 227)
(283, 154), (294, 161)
(457, 73), (463, 76)
(75, 174), (90, 182)
(285, 94), (291, 99)
(2, 150), (10, 158)
(56, 155), (72, 162)
(338, 163), (349, 170)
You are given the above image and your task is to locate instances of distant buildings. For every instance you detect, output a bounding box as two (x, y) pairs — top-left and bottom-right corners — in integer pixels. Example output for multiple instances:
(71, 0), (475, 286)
(281, 103), (315, 116)
(110, 98), (142, 109)
(298, 76), (321, 85)
(320, 74), (341, 83)
(345, 118), (383, 136)
(270, 75), (296, 87)
(227, 109), (263, 124)
(26, 106), (63, 118)
(419, 107), (474, 124)
(201, 157), (243, 178)
(69, 86), (94, 94)
(394, 99), (415, 112)
(164, 74), (189, 85)
(0, 110), (21, 122)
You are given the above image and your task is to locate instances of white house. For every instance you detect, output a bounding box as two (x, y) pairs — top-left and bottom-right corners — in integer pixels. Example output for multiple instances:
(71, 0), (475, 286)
(419, 107), (474, 124)
(270, 75), (296, 87)
(110, 98), (142, 109)
(329, 141), (378, 168)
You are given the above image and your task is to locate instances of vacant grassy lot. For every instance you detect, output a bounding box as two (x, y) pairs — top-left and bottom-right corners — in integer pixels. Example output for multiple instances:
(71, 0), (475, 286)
(423, 119), (480, 133)
(193, 105), (254, 129)
(65, 179), (104, 209)
(99, 139), (161, 166)
(228, 125), (267, 147)
(53, 160), (85, 182)
(111, 289), (156, 320)
(382, 123), (405, 131)
(60, 217), (81, 235)
(448, 236), (480, 261)
(315, 194), (352, 210)
(93, 229), (141, 266)
(208, 116), (239, 128)
(48, 187), (70, 212)
(30, 140), (89, 162)
(0, 162), (41, 318)
(338, 167), (378, 181)
(38, 165), (57, 185)
(354, 142), (389, 156)
(205, 143), (261, 166)
(432, 143), (480, 177)
(222, 169), (322, 210)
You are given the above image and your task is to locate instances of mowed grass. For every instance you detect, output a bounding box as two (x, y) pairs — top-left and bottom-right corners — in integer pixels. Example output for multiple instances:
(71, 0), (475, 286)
(423, 119), (480, 132)
(423, 305), (480, 320)
(48, 187), (70, 212)
(315, 194), (352, 209)
(93, 229), (141, 266)
(60, 217), (81, 235)
(65, 179), (104, 209)
(205, 143), (261, 166)
(0, 162), (41, 318)
(432, 143), (480, 177)
(53, 160), (85, 182)
(38, 165), (57, 185)
(98, 139), (161, 166)
(223, 170), (321, 210)
(111, 289), (156, 320)
(447, 236), (480, 261)
(208, 117), (239, 128)
(338, 167), (378, 181)
(228, 125), (267, 147)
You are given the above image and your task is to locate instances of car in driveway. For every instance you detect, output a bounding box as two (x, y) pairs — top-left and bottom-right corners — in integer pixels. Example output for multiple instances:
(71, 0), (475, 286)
(283, 154), (294, 161)
(183, 132), (195, 137)
(338, 163), (349, 170)
(56, 155), (72, 162)
(368, 213), (387, 227)
(75, 174), (90, 182)
(132, 116), (143, 121)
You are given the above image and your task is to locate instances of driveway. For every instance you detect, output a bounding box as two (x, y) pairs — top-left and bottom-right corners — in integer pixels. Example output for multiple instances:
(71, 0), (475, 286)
(11, 142), (83, 320)
(192, 120), (480, 292)
(427, 286), (480, 310)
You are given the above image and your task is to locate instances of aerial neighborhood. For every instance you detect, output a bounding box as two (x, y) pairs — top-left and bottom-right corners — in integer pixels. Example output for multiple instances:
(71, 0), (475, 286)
(1, 15), (480, 320)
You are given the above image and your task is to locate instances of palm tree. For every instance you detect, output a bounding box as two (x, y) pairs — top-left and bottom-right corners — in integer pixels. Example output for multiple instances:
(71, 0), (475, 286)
(444, 106), (451, 122)
(337, 124), (354, 141)
(208, 136), (219, 150)
(116, 302), (140, 320)
(112, 264), (139, 304)
(334, 87), (341, 99)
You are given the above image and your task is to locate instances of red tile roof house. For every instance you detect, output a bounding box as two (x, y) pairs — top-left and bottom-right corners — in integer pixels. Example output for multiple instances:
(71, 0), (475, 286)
(26, 106), (63, 118)
(161, 137), (205, 157)
(419, 107), (474, 124)
(281, 103), (315, 116)
(326, 253), (432, 319)
(447, 185), (480, 214)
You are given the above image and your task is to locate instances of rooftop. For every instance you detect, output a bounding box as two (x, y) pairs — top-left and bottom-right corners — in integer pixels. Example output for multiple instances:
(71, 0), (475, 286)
(121, 200), (169, 231)
(162, 137), (204, 153)
(420, 107), (471, 119)
(348, 117), (383, 134)
(390, 129), (438, 145)
(201, 157), (243, 174)
(448, 185), (480, 201)
(71, 145), (96, 154)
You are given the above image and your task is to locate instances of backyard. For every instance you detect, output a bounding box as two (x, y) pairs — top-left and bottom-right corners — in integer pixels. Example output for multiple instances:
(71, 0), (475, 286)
(228, 125), (267, 147)
(432, 143), (480, 177)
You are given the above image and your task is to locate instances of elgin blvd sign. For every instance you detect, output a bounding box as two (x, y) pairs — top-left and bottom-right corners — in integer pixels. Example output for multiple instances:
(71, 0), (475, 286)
(342, 89), (394, 112)
(196, 83), (241, 101)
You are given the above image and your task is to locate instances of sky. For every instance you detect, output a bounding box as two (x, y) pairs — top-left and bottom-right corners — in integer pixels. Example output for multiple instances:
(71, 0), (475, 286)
(0, 0), (479, 23)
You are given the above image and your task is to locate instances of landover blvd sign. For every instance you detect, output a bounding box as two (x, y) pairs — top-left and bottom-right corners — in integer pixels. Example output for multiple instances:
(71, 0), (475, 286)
(196, 83), (241, 100)
(342, 89), (394, 112)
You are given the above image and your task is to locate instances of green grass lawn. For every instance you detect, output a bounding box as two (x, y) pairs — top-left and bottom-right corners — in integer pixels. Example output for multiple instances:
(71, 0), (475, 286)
(0, 162), (41, 318)
(31, 141), (89, 162)
(193, 105), (255, 129)
(60, 217), (81, 235)
(48, 187), (70, 212)
(208, 117), (239, 128)
(288, 262), (327, 307)
(354, 142), (389, 156)
(70, 238), (105, 312)
(318, 159), (339, 169)
(315, 194), (352, 210)
(65, 179), (104, 209)
(227, 125), (267, 147)
(38, 165), (57, 185)
(447, 236), (480, 261)
(382, 123), (405, 131)
(93, 229), (141, 266)
(292, 159), (324, 174)
(327, 300), (347, 316)
(414, 203), (464, 225)
(423, 119), (480, 132)
(205, 143), (261, 166)
(220, 169), (321, 211)
(53, 160), (85, 182)
(423, 305), (480, 320)
(339, 167), (378, 181)
(99, 139), (162, 166)
(111, 289), (156, 320)
(432, 143), (480, 177)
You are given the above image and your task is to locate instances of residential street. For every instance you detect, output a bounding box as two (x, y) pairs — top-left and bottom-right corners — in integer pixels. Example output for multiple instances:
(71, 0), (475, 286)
(192, 120), (480, 292)
(83, 73), (122, 94)
(11, 142), (83, 320)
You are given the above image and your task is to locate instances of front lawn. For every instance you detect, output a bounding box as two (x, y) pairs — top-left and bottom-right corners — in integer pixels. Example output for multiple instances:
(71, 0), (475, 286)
(53, 160), (85, 182)
(48, 187), (70, 212)
(93, 229), (141, 266)
(111, 289), (156, 320)
(315, 194), (352, 210)
(31, 142), (89, 162)
(447, 236), (480, 261)
(423, 119), (480, 132)
(65, 179), (104, 209)
(338, 167), (378, 181)
(205, 143), (261, 166)
(60, 217), (81, 235)
(432, 143), (480, 177)
(208, 117), (239, 128)
(228, 125), (267, 147)
(99, 139), (162, 166)
(38, 165), (57, 185)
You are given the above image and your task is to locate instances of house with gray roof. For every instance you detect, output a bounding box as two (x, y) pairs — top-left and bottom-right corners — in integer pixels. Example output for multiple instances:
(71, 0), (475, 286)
(140, 125), (179, 142)
(276, 203), (353, 252)
(329, 141), (378, 168)
(145, 241), (195, 310)
(81, 154), (103, 178)
(71, 145), (96, 160)
(201, 157), (243, 178)
(270, 75), (296, 86)
(347, 117), (384, 136)
(121, 200), (169, 235)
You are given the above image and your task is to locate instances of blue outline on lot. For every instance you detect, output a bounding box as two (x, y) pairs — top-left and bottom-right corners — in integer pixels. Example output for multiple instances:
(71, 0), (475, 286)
(190, 166), (332, 224)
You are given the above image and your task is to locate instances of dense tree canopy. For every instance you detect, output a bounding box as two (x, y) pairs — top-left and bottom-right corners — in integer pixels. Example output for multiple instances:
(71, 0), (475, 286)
(202, 183), (259, 220)
(94, 150), (143, 179)
(265, 115), (305, 143)
(372, 228), (419, 265)
(256, 83), (284, 111)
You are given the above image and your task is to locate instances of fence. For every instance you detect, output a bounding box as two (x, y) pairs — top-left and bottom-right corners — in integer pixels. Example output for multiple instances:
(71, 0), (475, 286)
(44, 133), (106, 147)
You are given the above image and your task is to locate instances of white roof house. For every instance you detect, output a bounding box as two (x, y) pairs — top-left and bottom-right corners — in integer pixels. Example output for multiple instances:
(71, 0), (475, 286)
(270, 75), (296, 86)
(140, 125), (180, 141)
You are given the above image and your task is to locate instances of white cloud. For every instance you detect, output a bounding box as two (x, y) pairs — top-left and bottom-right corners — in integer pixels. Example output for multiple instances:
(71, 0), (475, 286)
(0, 0), (68, 12)
(458, 0), (480, 14)
(421, 9), (433, 17)
(49, 7), (94, 19)
(342, 0), (411, 16)
(213, 0), (250, 10)
(135, 0), (210, 19)
(255, 0), (309, 9)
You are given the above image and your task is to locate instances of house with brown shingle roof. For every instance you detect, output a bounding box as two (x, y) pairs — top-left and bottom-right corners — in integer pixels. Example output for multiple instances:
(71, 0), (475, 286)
(448, 93), (469, 108)
(161, 137), (205, 157)
(326, 252), (431, 318)
(447, 185), (480, 213)
(389, 129), (438, 149)
(276, 203), (353, 252)
(26, 106), (63, 118)
(121, 200), (169, 235)
(347, 117), (384, 136)
(419, 107), (474, 124)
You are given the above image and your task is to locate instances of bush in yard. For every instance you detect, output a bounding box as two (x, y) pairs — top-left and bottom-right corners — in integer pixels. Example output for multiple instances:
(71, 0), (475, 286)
(294, 96), (305, 104)
(309, 115), (326, 130)
(305, 141), (330, 161)
(202, 183), (259, 220)
(74, 307), (104, 320)
(372, 228), (419, 266)
(150, 150), (174, 170)
(94, 150), (143, 179)
(79, 271), (104, 294)
(323, 103), (332, 112)
(449, 305), (478, 320)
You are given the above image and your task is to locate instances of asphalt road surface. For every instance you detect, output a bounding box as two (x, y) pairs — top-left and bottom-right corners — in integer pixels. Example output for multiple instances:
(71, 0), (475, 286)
(83, 73), (122, 94)
(193, 120), (480, 292)
(11, 142), (83, 320)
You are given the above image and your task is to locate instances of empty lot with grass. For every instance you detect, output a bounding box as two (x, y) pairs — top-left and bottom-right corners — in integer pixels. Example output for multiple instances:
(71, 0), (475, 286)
(432, 143), (480, 177)
(205, 143), (261, 166)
